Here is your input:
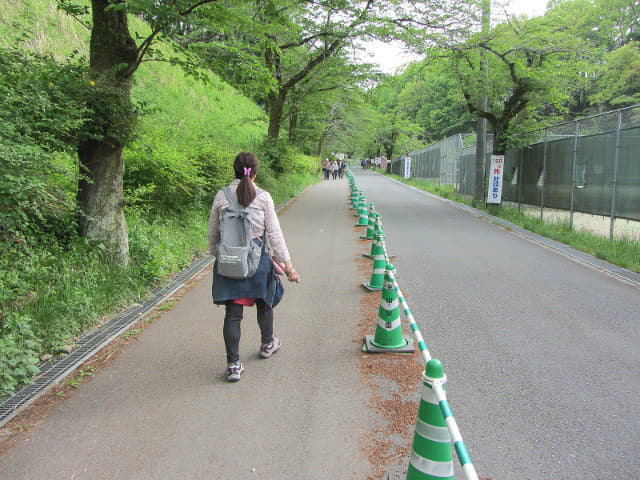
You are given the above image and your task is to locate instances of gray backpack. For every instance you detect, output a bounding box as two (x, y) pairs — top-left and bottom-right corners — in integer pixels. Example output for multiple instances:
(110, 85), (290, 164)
(215, 187), (262, 279)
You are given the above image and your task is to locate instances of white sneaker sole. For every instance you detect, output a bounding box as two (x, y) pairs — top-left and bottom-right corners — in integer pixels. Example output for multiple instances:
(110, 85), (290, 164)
(259, 340), (281, 358)
(226, 364), (244, 382)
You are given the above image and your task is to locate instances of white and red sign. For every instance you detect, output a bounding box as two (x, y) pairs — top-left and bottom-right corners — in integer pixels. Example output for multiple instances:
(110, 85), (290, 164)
(487, 155), (505, 204)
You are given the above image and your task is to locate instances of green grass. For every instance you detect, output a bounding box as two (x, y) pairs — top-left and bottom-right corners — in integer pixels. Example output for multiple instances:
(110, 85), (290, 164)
(386, 173), (640, 274)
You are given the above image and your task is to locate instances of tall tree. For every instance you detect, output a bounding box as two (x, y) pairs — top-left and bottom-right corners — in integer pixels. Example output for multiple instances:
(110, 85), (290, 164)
(449, 14), (590, 154)
(57, 0), (227, 263)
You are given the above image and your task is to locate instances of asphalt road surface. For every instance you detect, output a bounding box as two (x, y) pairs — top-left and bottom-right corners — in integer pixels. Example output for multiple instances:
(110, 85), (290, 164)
(351, 168), (640, 479)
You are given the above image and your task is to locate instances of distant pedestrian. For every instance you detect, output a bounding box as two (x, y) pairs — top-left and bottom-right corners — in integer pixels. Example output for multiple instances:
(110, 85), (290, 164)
(332, 160), (339, 179)
(209, 151), (300, 382)
(323, 158), (331, 180)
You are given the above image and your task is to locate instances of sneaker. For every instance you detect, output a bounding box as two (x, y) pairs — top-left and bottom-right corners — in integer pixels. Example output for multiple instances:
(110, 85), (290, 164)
(226, 361), (244, 382)
(259, 337), (281, 359)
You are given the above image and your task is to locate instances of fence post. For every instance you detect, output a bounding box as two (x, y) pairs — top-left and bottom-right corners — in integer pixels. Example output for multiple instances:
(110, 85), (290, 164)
(541, 128), (548, 220)
(609, 110), (623, 240)
(518, 148), (523, 212)
(569, 120), (579, 229)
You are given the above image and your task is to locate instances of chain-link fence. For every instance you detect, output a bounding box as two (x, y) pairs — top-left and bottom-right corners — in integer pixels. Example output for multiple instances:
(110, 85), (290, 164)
(393, 105), (640, 240)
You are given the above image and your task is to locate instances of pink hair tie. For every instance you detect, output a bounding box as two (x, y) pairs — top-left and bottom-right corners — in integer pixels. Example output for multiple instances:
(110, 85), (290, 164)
(243, 167), (252, 176)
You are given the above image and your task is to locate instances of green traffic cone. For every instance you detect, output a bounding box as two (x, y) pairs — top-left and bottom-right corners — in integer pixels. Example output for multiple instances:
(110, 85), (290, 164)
(406, 359), (454, 480)
(360, 202), (376, 238)
(354, 192), (364, 217)
(356, 195), (369, 226)
(361, 233), (386, 292)
(363, 214), (383, 259)
(363, 264), (414, 353)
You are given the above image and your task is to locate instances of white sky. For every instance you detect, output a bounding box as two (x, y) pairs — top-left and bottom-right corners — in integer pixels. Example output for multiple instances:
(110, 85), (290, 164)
(368, 0), (550, 74)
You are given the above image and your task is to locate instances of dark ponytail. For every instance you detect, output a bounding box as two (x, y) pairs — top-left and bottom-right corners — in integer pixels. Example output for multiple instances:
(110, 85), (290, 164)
(233, 151), (259, 207)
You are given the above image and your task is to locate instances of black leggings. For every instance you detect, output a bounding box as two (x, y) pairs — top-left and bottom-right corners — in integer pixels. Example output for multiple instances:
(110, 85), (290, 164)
(223, 300), (273, 363)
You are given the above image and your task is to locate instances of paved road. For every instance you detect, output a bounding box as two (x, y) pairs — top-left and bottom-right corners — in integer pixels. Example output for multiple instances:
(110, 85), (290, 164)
(0, 178), (376, 479)
(351, 168), (640, 479)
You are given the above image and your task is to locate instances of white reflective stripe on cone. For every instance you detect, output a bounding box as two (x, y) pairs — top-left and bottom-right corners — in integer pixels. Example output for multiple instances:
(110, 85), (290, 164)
(415, 418), (451, 443)
(409, 451), (454, 478)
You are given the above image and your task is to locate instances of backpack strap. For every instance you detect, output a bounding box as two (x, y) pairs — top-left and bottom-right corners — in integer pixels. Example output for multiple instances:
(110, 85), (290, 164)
(222, 186), (240, 209)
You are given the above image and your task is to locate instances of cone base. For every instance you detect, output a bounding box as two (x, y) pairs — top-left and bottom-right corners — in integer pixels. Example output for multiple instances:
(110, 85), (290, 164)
(363, 335), (415, 353)
(360, 235), (374, 239)
(362, 253), (374, 259)
(354, 223), (368, 227)
(361, 282), (383, 293)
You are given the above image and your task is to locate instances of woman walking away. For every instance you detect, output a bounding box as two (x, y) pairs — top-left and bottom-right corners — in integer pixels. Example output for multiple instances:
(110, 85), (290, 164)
(209, 152), (299, 382)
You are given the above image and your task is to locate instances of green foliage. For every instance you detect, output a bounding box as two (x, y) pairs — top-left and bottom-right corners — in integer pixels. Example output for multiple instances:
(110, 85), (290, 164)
(0, 313), (41, 397)
(590, 42), (640, 108)
(256, 138), (295, 174)
(127, 209), (209, 283)
(256, 152), (319, 204)
(0, 43), (88, 243)
(397, 60), (476, 142)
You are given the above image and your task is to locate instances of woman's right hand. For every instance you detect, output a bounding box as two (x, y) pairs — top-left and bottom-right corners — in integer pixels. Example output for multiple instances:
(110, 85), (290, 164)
(284, 262), (300, 283)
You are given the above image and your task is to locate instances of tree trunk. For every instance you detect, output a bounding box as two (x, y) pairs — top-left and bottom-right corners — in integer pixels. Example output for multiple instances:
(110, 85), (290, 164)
(492, 120), (507, 155)
(288, 106), (298, 142)
(267, 89), (286, 141)
(77, 0), (138, 264)
(317, 132), (325, 156)
(78, 139), (129, 264)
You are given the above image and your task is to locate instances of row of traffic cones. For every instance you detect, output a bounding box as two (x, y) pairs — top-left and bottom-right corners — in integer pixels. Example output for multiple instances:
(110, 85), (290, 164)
(348, 169), (476, 480)
(350, 173), (413, 353)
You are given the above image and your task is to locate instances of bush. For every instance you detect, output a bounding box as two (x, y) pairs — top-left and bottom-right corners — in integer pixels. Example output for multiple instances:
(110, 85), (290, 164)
(0, 313), (41, 397)
(0, 45), (88, 244)
(256, 138), (295, 174)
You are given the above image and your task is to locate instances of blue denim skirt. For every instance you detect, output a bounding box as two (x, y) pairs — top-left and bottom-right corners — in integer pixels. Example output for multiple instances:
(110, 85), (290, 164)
(212, 240), (283, 308)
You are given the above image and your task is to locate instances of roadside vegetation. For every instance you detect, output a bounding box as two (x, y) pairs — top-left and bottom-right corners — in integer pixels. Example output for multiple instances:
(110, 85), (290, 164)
(386, 174), (640, 274)
(0, 1), (318, 397)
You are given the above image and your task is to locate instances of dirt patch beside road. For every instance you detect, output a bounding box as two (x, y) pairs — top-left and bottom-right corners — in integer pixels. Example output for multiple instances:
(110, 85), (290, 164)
(354, 254), (422, 479)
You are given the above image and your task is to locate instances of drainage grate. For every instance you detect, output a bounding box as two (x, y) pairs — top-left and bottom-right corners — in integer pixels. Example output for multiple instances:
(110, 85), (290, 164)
(0, 255), (214, 428)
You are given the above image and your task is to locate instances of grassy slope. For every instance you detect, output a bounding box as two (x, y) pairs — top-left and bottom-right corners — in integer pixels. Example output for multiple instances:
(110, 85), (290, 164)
(0, 0), (268, 155)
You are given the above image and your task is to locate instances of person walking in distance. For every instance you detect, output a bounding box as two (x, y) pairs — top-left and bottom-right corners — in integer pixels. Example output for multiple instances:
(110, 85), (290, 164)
(209, 152), (299, 382)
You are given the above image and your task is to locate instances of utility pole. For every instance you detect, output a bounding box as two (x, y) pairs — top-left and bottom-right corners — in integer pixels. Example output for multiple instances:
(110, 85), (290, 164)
(474, 0), (490, 204)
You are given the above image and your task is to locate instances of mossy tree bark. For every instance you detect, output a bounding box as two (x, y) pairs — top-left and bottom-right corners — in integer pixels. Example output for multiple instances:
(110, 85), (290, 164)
(77, 0), (138, 264)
